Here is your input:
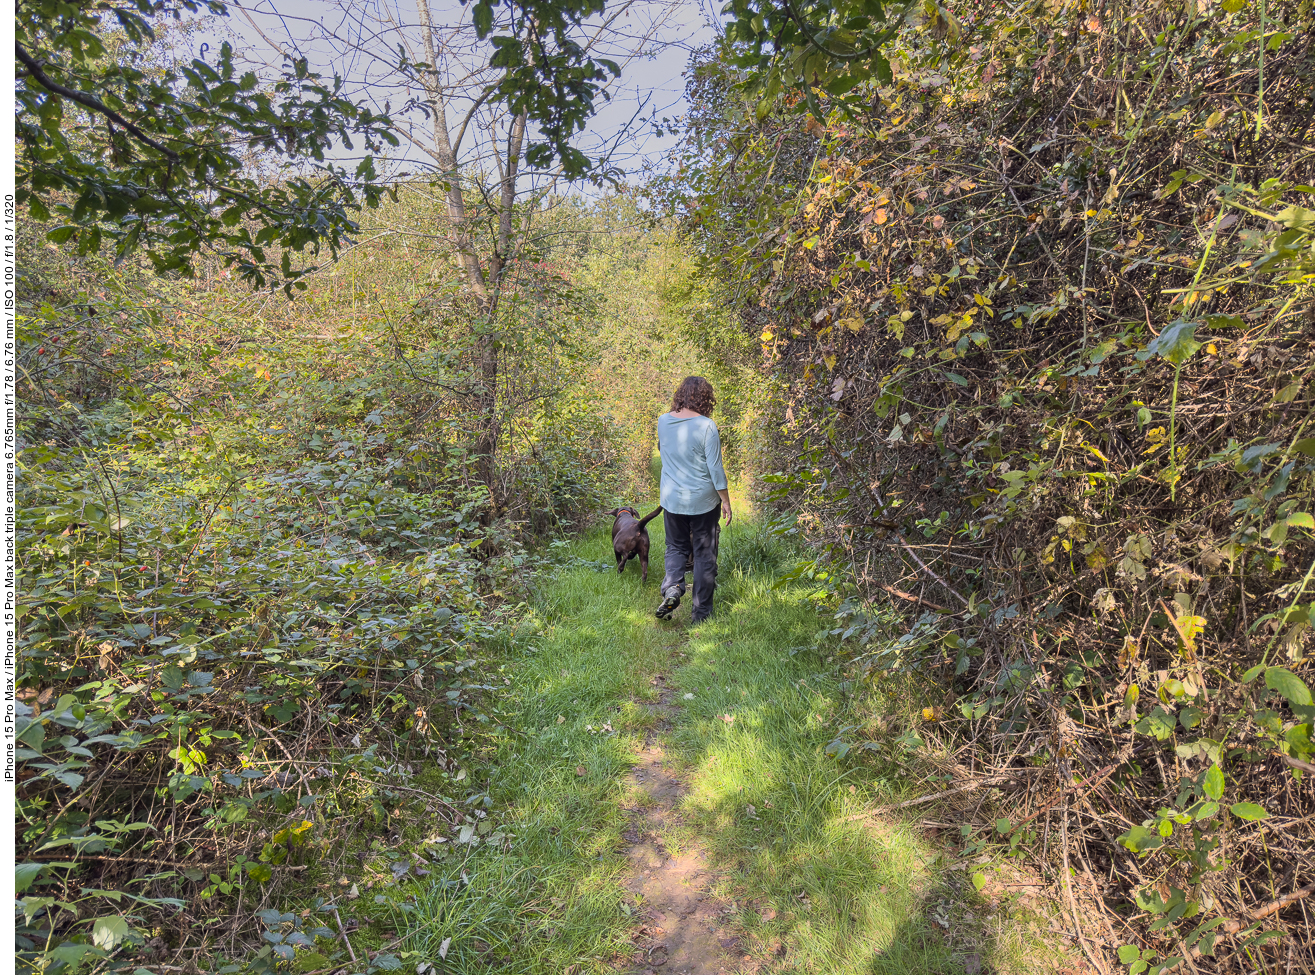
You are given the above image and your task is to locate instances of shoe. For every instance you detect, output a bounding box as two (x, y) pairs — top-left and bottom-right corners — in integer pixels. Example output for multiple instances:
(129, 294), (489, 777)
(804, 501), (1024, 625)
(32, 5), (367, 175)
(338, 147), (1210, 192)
(655, 587), (681, 620)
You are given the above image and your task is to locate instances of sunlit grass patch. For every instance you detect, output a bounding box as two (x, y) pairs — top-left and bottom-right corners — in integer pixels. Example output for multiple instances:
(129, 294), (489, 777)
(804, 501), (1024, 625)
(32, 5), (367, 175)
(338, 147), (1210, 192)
(666, 581), (1009, 974)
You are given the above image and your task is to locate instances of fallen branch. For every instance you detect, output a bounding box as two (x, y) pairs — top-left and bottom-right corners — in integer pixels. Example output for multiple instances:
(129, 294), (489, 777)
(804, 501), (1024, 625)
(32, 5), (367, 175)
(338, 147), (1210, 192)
(1273, 751), (1315, 775)
(882, 584), (952, 613)
(844, 770), (1039, 821)
(327, 904), (358, 964)
(1159, 883), (1315, 974)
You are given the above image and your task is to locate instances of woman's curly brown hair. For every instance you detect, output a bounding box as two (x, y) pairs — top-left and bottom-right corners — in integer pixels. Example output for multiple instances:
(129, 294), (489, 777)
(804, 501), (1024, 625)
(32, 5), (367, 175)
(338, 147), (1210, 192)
(671, 376), (716, 417)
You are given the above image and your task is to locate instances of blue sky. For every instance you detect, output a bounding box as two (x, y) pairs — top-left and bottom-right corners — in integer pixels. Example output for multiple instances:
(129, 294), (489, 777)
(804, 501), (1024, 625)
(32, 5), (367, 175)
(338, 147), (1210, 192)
(197, 0), (720, 184)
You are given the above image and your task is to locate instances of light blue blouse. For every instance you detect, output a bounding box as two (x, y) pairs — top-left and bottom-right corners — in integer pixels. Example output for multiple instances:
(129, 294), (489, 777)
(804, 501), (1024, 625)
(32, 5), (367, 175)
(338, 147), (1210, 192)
(657, 413), (728, 515)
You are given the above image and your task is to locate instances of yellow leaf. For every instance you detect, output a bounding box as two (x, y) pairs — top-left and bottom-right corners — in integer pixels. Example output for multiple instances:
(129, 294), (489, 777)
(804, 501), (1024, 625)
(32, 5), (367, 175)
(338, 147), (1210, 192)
(840, 317), (863, 334)
(1084, 443), (1110, 463)
(874, 209), (888, 226)
(823, 354), (837, 370)
(1172, 615), (1206, 658)
(760, 329), (774, 342)
(1206, 343), (1218, 354)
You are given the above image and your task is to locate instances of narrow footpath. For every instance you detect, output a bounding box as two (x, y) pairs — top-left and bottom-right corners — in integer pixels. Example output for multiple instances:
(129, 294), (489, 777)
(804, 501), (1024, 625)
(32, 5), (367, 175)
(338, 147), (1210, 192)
(396, 516), (1051, 974)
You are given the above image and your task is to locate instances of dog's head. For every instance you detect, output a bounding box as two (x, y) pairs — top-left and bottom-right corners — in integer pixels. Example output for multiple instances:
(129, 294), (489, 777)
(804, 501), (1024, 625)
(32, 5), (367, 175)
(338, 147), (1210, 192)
(607, 506), (640, 520)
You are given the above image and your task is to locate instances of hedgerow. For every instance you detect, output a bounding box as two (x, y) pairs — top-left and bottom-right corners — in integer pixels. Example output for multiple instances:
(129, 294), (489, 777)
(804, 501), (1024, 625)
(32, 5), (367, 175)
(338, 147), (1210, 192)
(669, 1), (1315, 968)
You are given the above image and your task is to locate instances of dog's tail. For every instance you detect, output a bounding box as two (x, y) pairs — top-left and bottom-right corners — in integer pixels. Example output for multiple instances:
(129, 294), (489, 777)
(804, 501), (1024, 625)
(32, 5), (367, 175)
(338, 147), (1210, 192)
(636, 505), (663, 530)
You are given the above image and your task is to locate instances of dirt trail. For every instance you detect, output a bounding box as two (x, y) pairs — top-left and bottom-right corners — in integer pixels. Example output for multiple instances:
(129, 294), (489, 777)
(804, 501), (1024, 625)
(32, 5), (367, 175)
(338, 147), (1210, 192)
(620, 673), (744, 975)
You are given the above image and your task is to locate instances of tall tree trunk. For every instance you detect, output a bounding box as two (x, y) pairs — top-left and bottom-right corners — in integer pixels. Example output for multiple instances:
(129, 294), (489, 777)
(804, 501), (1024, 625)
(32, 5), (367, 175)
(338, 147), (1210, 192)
(415, 0), (506, 510)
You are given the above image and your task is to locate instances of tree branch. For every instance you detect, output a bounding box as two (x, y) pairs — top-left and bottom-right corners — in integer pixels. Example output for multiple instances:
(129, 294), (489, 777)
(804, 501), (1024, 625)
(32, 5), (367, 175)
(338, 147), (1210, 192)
(15, 42), (179, 160)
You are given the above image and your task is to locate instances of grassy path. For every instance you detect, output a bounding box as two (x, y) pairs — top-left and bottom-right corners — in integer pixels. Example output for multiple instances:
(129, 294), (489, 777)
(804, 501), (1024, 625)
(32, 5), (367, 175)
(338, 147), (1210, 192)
(388, 517), (1038, 974)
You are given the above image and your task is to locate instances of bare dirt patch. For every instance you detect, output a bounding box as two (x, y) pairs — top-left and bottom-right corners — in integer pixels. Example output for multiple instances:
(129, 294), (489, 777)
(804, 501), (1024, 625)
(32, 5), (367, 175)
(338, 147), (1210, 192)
(620, 685), (748, 975)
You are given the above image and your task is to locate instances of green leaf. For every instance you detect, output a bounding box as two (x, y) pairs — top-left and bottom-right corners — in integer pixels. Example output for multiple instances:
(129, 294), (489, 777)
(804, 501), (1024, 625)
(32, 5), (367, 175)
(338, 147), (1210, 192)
(1202, 765), (1224, 800)
(1229, 802), (1269, 821)
(247, 863), (273, 883)
(49, 944), (97, 965)
(1135, 707), (1176, 740)
(873, 53), (893, 86)
(92, 915), (132, 949)
(824, 739), (850, 759)
(1285, 723), (1313, 755)
(1119, 945), (1142, 964)
(1140, 320), (1202, 365)
(15, 863), (43, 893)
(971, 871), (986, 891)
(1265, 667), (1312, 706)
(1272, 205), (1314, 229)
(1118, 825), (1163, 853)
(472, 1), (493, 37)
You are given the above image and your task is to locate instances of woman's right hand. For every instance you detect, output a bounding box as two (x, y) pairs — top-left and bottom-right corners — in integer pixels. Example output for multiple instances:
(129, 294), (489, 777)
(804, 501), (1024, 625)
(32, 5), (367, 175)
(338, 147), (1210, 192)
(717, 489), (733, 525)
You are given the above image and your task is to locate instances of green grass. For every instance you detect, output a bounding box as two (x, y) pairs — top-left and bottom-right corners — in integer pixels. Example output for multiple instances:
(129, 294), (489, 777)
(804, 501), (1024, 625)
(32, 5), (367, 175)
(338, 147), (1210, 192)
(374, 521), (679, 974)
(378, 513), (1056, 974)
(666, 562), (977, 974)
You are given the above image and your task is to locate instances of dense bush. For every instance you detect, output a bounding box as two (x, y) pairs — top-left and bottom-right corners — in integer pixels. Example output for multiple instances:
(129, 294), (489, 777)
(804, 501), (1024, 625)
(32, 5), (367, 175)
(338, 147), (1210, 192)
(671, 0), (1315, 969)
(10, 191), (659, 971)
(15, 405), (531, 969)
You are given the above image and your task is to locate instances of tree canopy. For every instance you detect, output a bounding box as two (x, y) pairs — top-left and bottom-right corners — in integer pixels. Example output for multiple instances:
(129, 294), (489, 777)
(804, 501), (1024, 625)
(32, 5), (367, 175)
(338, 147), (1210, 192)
(16, 0), (401, 291)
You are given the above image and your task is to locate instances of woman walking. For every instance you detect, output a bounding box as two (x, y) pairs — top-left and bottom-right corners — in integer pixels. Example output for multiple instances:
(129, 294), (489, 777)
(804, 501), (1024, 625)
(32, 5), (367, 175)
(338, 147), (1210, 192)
(655, 376), (732, 623)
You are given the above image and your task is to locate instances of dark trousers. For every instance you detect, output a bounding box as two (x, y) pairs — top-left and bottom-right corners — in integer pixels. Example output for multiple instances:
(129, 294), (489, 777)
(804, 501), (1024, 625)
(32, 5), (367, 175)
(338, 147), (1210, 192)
(661, 505), (720, 623)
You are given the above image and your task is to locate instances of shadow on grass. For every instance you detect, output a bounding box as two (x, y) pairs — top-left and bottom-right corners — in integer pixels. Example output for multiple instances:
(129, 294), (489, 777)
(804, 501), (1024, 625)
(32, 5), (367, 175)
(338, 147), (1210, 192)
(659, 563), (1040, 974)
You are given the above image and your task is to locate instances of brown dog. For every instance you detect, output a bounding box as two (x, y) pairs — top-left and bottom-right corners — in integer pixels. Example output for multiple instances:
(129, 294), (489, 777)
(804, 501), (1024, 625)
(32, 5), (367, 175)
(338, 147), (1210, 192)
(608, 506), (663, 583)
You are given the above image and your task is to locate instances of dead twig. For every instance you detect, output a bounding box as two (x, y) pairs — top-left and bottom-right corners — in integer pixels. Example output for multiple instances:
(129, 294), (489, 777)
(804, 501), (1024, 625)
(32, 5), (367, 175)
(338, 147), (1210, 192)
(844, 771), (1040, 820)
